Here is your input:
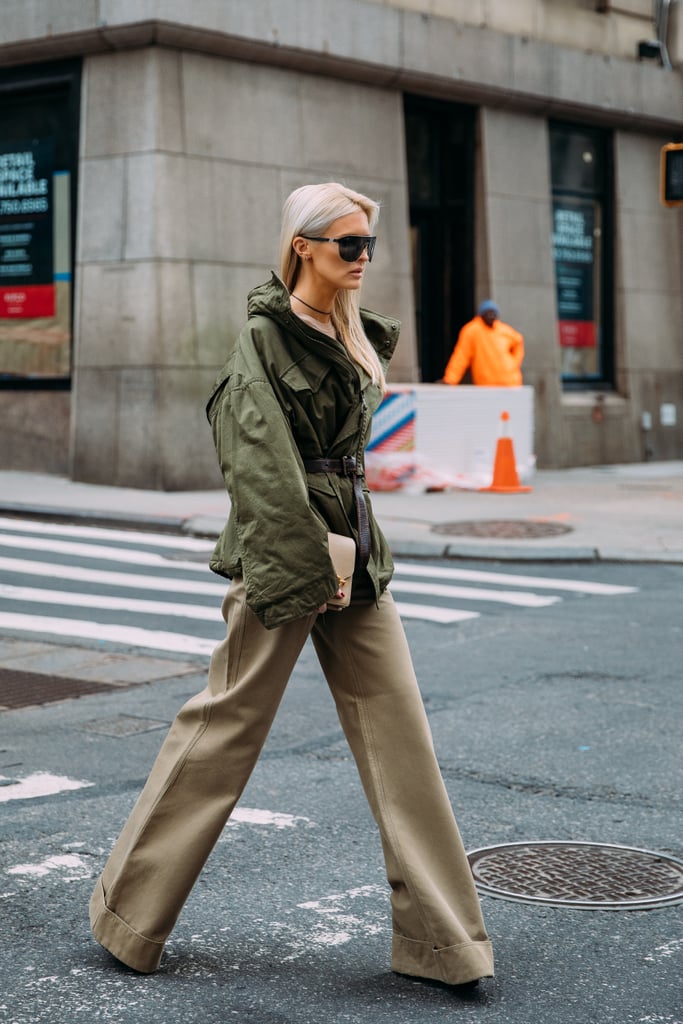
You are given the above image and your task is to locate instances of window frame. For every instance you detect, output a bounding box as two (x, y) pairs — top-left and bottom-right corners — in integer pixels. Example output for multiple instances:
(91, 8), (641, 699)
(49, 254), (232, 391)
(0, 58), (81, 392)
(549, 120), (615, 391)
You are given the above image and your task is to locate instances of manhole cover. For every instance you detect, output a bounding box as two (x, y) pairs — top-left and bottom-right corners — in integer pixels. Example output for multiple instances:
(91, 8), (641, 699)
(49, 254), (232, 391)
(0, 668), (118, 710)
(468, 841), (683, 910)
(432, 519), (573, 539)
(81, 714), (169, 737)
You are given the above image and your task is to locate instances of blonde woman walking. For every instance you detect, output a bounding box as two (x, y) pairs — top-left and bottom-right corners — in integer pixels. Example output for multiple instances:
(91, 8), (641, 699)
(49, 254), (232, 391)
(89, 182), (494, 988)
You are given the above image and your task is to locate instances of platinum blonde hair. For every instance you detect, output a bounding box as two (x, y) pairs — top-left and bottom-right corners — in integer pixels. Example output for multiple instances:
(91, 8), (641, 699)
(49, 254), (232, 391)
(279, 182), (385, 389)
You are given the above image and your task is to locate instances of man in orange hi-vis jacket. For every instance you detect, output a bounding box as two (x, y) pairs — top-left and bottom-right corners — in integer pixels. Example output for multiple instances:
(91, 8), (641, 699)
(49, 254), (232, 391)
(442, 300), (524, 386)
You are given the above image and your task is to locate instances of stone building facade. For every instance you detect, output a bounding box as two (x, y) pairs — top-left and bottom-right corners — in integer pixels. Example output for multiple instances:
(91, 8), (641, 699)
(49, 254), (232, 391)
(0, 0), (681, 488)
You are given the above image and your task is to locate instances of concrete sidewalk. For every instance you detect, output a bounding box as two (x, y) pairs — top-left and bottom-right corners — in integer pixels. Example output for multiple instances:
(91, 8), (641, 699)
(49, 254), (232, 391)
(1, 461), (682, 563)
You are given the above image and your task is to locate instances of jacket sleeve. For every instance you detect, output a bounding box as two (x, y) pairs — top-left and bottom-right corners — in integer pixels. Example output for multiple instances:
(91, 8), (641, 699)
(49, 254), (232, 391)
(507, 326), (524, 369)
(210, 372), (339, 629)
(443, 324), (474, 385)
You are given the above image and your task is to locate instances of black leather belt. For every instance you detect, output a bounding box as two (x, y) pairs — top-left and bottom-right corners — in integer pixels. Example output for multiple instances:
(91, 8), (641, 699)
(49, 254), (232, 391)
(303, 455), (371, 569)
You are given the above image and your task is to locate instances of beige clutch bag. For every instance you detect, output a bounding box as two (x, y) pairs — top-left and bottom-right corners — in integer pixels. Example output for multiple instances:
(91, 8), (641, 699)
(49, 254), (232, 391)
(326, 532), (356, 608)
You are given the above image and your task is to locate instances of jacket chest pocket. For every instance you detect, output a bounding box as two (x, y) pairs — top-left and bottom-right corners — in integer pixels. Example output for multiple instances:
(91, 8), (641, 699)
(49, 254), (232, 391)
(279, 359), (351, 449)
(279, 357), (329, 395)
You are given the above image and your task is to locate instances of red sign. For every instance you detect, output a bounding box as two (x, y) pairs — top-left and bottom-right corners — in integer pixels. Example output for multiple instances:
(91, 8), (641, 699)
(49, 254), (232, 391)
(0, 284), (55, 318)
(558, 320), (596, 348)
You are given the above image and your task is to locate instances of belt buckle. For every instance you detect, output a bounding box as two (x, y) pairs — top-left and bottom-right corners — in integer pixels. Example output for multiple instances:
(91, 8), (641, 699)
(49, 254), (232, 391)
(341, 455), (356, 476)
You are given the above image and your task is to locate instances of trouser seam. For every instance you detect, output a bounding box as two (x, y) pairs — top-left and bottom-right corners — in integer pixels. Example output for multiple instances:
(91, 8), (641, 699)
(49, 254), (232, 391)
(123, 592), (252, 853)
(107, 703), (213, 892)
(335, 605), (435, 947)
(100, 580), (315, 945)
(140, 583), (248, 826)
(224, 585), (249, 693)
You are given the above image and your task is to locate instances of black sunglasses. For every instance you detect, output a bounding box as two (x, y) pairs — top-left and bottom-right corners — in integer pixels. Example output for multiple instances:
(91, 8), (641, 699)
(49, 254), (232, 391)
(301, 235), (377, 263)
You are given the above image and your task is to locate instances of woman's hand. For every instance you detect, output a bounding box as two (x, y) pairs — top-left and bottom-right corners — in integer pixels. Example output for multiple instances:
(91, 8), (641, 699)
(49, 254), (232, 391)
(317, 589), (345, 613)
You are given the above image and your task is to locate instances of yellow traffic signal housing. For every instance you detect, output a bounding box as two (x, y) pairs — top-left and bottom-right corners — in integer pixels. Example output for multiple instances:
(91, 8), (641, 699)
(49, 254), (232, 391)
(660, 143), (683, 207)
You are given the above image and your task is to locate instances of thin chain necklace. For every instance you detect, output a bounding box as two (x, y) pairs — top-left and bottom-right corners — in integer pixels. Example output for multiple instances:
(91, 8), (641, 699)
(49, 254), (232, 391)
(291, 293), (333, 317)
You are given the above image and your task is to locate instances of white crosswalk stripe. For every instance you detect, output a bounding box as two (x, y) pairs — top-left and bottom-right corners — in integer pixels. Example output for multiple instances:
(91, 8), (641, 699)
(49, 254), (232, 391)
(391, 603), (479, 624)
(393, 561), (638, 596)
(0, 611), (217, 657)
(0, 556), (225, 596)
(390, 579), (560, 607)
(0, 516), (213, 551)
(0, 518), (638, 653)
(0, 531), (206, 572)
(0, 583), (222, 621)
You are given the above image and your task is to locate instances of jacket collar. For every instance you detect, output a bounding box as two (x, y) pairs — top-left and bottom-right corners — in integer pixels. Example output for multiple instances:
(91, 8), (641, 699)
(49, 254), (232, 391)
(247, 272), (400, 365)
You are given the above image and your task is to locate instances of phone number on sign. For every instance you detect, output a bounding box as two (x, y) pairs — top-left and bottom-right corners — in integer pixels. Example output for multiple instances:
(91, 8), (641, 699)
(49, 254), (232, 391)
(0, 197), (48, 215)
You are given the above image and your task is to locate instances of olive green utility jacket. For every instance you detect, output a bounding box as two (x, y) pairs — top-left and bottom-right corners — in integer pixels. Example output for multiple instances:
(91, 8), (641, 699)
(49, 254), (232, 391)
(206, 273), (400, 629)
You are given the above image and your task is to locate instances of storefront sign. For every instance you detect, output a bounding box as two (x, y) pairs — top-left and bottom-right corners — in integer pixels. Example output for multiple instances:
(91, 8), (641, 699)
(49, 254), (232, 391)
(0, 139), (54, 318)
(552, 200), (596, 348)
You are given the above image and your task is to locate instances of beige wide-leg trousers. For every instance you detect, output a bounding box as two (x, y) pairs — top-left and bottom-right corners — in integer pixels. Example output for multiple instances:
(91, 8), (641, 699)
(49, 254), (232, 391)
(90, 578), (493, 983)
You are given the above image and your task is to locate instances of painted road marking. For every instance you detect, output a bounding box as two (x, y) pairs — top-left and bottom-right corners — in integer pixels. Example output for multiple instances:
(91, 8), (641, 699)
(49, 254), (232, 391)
(6, 854), (91, 879)
(0, 583), (223, 622)
(0, 612), (218, 657)
(393, 561), (638, 596)
(229, 808), (312, 829)
(0, 772), (94, 802)
(4, 810), (306, 879)
(0, 556), (226, 596)
(391, 579), (560, 607)
(0, 604), (471, 642)
(393, 602), (479, 624)
(3, 582), (547, 621)
(0, 519), (639, 640)
(292, 884), (387, 949)
(0, 516), (214, 552)
(0, 533), (207, 573)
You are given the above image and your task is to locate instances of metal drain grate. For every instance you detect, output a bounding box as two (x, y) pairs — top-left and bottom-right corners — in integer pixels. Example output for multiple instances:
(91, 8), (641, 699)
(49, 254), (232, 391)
(0, 668), (118, 710)
(431, 519), (573, 539)
(468, 841), (683, 910)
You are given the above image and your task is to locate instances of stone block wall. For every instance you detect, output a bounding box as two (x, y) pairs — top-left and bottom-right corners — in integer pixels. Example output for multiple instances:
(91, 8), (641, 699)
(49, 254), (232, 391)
(71, 46), (416, 488)
(614, 131), (683, 462)
(364, 0), (658, 61)
(477, 109), (564, 467)
(2, 391), (71, 475)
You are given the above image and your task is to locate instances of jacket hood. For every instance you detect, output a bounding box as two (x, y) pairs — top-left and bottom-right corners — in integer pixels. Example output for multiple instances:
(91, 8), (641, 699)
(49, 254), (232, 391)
(246, 272), (293, 320)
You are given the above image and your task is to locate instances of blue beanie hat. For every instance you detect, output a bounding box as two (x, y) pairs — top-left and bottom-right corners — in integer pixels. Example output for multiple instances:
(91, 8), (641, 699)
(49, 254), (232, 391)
(478, 299), (499, 317)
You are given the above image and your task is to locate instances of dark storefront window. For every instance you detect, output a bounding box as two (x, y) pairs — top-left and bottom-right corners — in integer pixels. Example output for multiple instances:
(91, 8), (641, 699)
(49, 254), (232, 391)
(550, 122), (614, 387)
(404, 96), (475, 383)
(0, 60), (80, 387)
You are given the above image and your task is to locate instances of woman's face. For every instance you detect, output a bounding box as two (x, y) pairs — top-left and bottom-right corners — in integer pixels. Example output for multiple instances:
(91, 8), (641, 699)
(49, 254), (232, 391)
(299, 210), (372, 293)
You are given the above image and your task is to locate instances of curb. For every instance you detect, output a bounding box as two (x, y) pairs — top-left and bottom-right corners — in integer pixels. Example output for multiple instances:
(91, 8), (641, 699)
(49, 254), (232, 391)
(0, 502), (188, 534)
(2, 503), (682, 565)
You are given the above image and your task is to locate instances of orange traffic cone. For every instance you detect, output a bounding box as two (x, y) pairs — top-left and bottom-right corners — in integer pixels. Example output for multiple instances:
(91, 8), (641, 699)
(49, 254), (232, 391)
(480, 411), (532, 493)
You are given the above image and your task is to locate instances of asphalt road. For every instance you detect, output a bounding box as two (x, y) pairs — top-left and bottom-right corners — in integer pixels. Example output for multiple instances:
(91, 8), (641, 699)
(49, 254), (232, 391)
(1, 545), (681, 1024)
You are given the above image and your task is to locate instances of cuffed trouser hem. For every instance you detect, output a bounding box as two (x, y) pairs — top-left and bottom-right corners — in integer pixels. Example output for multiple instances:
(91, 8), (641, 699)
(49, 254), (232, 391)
(89, 880), (164, 974)
(392, 932), (494, 986)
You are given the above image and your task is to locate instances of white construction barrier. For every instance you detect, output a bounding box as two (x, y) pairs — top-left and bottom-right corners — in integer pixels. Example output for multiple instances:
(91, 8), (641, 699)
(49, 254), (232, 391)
(366, 384), (535, 492)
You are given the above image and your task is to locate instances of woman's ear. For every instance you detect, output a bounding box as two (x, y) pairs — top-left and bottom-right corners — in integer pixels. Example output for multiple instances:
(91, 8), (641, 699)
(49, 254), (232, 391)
(292, 236), (310, 261)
